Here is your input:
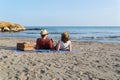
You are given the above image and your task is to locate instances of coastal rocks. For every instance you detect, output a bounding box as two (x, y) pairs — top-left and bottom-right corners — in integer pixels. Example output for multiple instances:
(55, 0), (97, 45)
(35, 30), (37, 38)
(0, 28), (2, 31)
(26, 28), (42, 30)
(3, 27), (10, 31)
(0, 21), (26, 32)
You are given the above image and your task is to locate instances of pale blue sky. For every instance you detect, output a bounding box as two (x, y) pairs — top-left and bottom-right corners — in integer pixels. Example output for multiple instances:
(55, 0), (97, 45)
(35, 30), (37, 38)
(0, 0), (120, 26)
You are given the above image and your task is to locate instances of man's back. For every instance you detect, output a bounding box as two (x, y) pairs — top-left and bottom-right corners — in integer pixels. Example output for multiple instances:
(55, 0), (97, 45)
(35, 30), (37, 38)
(36, 38), (53, 49)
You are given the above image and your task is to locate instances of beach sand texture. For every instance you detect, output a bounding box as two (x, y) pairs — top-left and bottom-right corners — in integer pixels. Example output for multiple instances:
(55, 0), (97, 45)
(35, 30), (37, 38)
(0, 38), (120, 80)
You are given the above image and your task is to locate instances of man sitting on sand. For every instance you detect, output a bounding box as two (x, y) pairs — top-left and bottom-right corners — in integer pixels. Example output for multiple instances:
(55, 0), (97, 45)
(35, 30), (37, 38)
(36, 29), (53, 49)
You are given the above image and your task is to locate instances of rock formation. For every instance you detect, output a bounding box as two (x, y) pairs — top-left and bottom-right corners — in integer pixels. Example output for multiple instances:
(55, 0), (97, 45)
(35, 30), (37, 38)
(0, 21), (26, 32)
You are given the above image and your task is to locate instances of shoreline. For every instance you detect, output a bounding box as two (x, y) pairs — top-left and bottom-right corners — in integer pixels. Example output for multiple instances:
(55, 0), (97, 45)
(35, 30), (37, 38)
(1, 36), (120, 43)
(0, 37), (120, 80)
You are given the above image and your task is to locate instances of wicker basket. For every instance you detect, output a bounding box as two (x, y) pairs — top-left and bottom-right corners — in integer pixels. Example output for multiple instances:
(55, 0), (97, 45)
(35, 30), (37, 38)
(17, 43), (34, 51)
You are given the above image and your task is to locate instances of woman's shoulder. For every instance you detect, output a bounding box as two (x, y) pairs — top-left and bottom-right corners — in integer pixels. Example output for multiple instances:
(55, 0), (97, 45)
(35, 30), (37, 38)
(60, 40), (71, 44)
(68, 40), (71, 42)
(67, 40), (71, 43)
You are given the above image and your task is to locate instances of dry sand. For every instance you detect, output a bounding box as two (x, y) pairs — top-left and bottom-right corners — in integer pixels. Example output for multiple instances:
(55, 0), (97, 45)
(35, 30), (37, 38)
(0, 37), (120, 80)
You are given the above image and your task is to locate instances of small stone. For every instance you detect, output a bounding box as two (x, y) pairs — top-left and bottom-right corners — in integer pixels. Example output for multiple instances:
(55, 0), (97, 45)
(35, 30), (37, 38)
(116, 70), (120, 74)
(40, 69), (45, 74)
(32, 63), (36, 66)
(0, 58), (3, 61)
(3, 56), (8, 58)
(7, 66), (10, 68)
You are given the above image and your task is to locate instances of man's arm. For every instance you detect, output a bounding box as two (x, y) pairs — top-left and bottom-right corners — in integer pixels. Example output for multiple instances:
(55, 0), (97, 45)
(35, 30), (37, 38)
(49, 40), (53, 49)
(36, 39), (40, 49)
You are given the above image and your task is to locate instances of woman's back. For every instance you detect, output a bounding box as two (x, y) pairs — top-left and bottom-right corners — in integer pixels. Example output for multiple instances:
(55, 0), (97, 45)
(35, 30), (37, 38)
(60, 40), (71, 50)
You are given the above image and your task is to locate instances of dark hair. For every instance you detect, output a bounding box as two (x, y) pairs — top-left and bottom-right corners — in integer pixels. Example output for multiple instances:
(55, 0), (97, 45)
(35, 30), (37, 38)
(41, 34), (47, 38)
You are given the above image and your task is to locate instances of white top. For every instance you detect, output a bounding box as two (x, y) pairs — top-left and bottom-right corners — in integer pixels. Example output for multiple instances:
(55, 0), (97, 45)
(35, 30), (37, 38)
(60, 40), (71, 50)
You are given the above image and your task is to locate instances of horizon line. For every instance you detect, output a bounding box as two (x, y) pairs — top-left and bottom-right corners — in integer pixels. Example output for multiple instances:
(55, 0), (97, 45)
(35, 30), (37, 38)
(24, 25), (120, 27)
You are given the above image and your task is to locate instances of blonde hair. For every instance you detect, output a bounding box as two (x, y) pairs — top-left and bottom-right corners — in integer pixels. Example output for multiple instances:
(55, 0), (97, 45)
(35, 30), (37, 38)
(61, 32), (69, 43)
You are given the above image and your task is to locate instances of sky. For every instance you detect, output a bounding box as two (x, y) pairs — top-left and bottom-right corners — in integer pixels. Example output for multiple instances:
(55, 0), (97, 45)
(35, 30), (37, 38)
(0, 0), (120, 26)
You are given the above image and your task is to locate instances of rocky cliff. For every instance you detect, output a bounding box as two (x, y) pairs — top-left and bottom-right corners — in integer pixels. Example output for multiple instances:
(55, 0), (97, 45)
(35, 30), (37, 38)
(0, 21), (26, 32)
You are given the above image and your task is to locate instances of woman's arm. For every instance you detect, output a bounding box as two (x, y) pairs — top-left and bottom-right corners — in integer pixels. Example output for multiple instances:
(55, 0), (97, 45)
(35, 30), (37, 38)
(56, 40), (60, 51)
(68, 41), (72, 51)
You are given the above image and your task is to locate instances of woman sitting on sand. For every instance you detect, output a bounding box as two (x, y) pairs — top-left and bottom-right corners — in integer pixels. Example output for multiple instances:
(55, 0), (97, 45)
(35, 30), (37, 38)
(56, 32), (72, 51)
(36, 29), (53, 49)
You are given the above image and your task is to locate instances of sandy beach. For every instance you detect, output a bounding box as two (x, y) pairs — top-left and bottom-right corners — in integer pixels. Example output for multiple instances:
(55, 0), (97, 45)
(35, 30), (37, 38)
(0, 37), (120, 80)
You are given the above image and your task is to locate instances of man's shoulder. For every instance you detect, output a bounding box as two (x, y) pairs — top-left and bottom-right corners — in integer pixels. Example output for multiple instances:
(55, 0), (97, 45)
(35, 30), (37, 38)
(45, 38), (53, 44)
(46, 38), (51, 40)
(37, 38), (42, 41)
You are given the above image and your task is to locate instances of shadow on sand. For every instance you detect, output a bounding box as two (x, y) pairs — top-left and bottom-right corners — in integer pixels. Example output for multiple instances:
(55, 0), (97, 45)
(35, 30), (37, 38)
(0, 46), (16, 50)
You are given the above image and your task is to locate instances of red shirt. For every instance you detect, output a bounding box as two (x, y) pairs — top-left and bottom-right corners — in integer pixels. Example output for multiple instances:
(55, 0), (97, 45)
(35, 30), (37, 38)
(36, 38), (53, 49)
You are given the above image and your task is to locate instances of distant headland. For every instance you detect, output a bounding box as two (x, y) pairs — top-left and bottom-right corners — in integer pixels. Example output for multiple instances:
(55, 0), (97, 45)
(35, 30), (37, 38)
(0, 21), (26, 32)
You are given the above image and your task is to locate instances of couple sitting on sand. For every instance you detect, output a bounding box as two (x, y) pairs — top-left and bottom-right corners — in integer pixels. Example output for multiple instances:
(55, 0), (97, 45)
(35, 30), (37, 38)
(36, 29), (72, 51)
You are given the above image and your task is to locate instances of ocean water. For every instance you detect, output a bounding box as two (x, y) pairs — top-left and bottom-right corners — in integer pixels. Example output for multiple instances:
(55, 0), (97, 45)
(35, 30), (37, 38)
(0, 26), (120, 42)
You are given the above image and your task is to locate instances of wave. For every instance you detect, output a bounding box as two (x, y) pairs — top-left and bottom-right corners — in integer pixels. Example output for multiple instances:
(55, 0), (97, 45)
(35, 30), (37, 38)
(26, 28), (45, 30)
(25, 32), (85, 34)
(105, 36), (120, 38)
(49, 32), (83, 34)
(81, 36), (120, 39)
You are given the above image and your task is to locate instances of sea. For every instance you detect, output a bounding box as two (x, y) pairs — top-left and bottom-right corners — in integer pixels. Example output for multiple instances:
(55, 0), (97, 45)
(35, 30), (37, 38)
(0, 26), (120, 43)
